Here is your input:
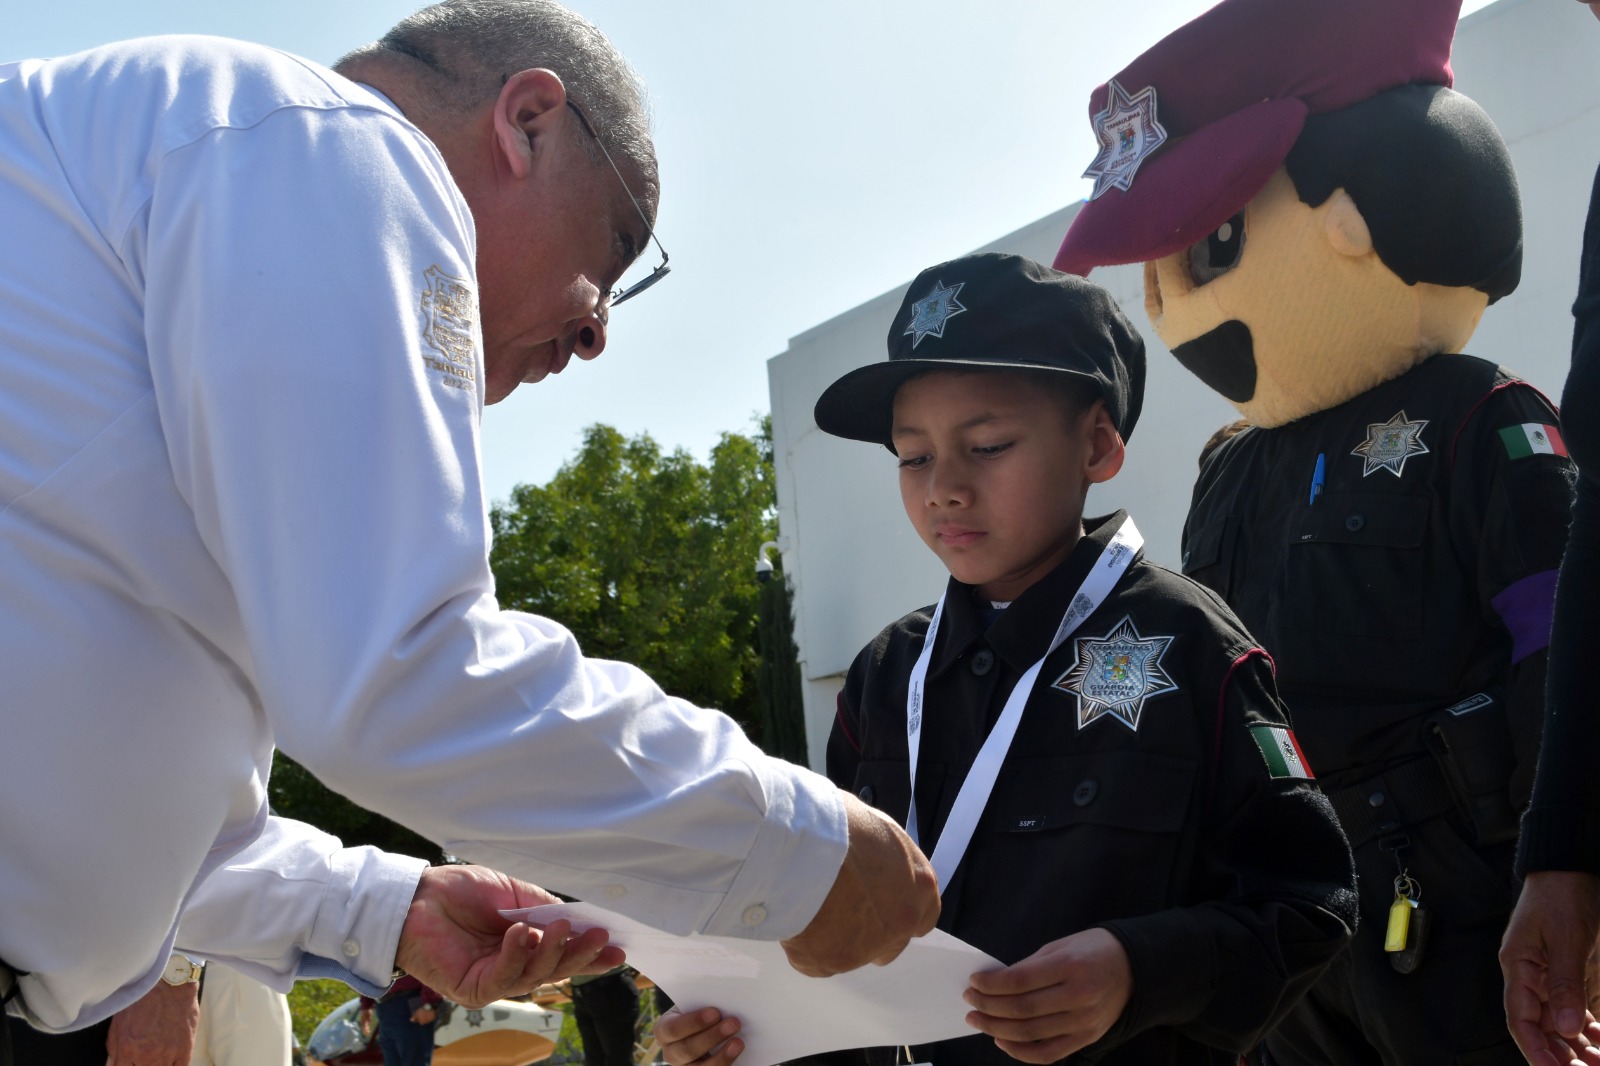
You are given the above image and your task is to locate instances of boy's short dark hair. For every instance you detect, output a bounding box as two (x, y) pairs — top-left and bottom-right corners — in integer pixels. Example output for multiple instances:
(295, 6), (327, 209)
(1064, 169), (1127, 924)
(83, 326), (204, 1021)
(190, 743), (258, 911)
(1028, 368), (1107, 425)
(814, 253), (1145, 449)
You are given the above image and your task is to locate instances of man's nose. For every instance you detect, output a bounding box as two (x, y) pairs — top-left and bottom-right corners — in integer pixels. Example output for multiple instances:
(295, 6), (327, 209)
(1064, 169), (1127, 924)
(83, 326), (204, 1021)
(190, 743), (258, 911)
(573, 310), (607, 361)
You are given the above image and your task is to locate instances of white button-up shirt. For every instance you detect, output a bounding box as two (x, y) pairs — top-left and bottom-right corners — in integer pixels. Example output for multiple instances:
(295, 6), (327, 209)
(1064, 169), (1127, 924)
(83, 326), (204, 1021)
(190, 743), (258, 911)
(0, 36), (846, 1032)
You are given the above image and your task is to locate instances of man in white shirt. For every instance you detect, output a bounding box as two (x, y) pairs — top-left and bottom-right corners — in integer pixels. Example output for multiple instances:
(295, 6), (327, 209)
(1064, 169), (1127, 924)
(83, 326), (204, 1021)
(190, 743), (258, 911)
(0, 0), (938, 1053)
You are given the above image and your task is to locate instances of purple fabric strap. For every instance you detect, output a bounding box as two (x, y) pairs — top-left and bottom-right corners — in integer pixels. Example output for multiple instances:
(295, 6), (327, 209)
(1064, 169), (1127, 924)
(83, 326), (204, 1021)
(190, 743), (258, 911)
(1492, 568), (1559, 663)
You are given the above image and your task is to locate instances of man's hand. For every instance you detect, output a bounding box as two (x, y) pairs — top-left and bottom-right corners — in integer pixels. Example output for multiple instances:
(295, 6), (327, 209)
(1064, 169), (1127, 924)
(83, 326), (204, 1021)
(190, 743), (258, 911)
(105, 979), (200, 1066)
(395, 864), (625, 1007)
(779, 793), (939, 977)
(963, 928), (1132, 1064)
(1502, 870), (1600, 1065)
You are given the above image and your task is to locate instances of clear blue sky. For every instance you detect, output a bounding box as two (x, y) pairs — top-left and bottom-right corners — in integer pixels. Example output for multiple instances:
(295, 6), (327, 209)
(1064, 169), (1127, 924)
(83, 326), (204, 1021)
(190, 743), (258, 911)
(10, 0), (1496, 503)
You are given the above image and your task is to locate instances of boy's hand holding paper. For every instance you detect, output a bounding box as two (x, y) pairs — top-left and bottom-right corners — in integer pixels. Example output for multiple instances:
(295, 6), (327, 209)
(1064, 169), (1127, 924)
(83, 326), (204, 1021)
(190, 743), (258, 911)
(964, 928), (1133, 1064)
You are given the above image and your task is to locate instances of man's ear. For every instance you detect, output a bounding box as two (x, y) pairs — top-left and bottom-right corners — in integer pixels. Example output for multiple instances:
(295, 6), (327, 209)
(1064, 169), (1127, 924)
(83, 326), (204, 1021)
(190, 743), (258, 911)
(1084, 402), (1126, 485)
(492, 68), (568, 180)
(1322, 189), (1373, 259)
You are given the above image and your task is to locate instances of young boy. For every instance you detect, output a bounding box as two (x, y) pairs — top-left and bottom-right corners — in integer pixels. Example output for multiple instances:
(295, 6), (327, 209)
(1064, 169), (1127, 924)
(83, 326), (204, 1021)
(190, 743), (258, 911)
(658, 253), (1356, 1066)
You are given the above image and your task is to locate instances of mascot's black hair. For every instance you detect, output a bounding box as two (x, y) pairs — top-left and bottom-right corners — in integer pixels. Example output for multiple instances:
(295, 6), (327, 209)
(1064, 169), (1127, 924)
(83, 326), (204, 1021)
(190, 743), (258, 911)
(1285, 83), (1523, 303)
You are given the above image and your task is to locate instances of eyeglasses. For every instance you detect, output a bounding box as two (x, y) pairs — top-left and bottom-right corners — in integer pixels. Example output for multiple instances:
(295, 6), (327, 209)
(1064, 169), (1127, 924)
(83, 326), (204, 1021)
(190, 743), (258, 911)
(565, 100), (670, 306)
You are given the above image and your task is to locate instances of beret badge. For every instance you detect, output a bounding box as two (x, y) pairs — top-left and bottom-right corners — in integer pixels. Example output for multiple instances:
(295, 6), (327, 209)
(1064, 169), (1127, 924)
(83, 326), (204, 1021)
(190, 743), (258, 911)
(1082, 79), (1169, 200)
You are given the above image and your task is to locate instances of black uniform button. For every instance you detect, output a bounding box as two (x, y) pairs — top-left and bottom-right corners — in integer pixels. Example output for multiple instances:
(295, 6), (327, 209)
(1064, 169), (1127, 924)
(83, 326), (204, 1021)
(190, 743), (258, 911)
(1368, 791), (1386, 808)
(1345, 513), (1366, 532)
(857, 785), (875, 805)
(970, 649), (996, 676)
(1072, 779), (1098, 806)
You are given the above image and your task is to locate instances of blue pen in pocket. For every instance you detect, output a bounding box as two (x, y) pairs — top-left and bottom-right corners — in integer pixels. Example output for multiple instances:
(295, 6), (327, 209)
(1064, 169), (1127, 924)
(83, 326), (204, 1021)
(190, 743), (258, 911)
(1309, 453), (1326, 505)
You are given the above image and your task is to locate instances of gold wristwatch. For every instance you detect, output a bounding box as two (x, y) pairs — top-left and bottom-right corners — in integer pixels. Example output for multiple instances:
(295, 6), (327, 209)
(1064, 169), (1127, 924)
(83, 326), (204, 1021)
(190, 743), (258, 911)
(160, 953), (204, 986)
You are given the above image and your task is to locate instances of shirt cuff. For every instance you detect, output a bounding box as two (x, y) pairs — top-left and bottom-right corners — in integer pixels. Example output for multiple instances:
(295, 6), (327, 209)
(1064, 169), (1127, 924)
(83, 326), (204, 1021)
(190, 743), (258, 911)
(296, 955), (390, 998)
(1097, 910), (1214, 1040)
(305, 847), (428, 990)
(700, 759), (849, 941)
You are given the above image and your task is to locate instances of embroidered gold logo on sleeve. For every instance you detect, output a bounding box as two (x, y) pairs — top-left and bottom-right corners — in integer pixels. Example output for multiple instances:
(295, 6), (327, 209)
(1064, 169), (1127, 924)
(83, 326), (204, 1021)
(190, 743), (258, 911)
(419, 265), (479, 391)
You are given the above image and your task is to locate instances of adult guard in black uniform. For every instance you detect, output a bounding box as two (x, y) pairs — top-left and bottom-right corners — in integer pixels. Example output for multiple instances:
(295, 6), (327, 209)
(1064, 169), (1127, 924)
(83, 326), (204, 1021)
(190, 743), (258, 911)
(1054, 1), (1574, 1063)
(1500, 9), (1600, 1057)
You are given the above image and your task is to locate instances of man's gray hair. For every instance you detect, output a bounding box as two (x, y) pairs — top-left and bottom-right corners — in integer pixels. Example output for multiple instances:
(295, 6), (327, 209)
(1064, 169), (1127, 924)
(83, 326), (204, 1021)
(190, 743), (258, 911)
(340, 0), (654, 190)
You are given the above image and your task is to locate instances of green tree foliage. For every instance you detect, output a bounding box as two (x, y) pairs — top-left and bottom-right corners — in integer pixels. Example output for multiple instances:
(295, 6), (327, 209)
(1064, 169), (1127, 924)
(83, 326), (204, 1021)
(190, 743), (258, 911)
(269, 750), (442, 861)
(757, 568), (809, 765)
(490, 423), (775, 736)
(287, 977), (354, 1047)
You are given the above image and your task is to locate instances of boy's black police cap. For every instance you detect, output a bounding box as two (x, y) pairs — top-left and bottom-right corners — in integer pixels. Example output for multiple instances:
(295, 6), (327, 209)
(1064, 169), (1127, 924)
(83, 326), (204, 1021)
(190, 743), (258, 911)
(814, 252), (1146, 447)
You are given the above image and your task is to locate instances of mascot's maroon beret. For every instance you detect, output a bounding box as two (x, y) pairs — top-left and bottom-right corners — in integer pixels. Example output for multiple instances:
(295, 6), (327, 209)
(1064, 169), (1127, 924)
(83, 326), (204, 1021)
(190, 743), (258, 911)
(1053, 0), (1463, 277)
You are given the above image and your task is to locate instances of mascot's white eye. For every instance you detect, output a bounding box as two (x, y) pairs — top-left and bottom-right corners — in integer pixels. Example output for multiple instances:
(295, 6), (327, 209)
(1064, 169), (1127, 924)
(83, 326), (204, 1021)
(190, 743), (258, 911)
(1188, 211), (1246, 285)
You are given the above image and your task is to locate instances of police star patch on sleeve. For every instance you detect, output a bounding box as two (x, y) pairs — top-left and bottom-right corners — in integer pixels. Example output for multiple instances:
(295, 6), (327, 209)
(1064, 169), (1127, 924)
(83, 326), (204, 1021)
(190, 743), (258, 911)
(1249, 725), (1314, 780)
(1052, 616), (1178, 732)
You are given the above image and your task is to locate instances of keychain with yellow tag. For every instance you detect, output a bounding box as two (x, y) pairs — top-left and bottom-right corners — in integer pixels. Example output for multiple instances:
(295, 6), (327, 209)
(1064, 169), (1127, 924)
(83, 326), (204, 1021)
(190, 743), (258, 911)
(1384, 871), (1429, 973)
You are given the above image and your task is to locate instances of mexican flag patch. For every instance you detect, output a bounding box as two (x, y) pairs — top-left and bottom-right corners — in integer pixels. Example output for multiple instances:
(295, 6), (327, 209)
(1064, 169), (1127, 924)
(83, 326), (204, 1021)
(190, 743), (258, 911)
(1499, 423), (1568, 459)
(1249, 725), (1314, 780)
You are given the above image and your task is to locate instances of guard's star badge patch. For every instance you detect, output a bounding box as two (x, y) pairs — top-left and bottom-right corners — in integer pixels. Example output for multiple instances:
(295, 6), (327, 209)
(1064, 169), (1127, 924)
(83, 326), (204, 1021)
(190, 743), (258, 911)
(903, 280), (966, 349)
(1351, 410), (1430, 478)
(1053, 616), (1178, 732)
(1082, 79), (1169, 200)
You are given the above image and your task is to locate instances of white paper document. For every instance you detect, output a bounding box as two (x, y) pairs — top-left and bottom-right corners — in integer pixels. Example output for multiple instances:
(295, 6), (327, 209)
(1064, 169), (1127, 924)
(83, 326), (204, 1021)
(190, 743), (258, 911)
(502, 902), (1003, 1066)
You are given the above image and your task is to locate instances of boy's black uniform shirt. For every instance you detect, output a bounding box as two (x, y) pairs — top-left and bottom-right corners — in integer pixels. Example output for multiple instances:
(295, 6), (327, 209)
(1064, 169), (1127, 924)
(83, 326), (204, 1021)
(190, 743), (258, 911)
(827, 512), (1356, 1066)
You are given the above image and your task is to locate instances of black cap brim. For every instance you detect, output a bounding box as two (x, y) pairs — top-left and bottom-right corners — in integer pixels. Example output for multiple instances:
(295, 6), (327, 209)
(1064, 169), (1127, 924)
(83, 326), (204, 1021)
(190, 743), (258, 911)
(814, 356), (1113, 449)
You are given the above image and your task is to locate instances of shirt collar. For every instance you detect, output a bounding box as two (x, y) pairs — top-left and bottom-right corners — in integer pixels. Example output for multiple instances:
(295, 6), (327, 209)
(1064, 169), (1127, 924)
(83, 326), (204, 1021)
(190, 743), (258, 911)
(929, 510), (1137, 677)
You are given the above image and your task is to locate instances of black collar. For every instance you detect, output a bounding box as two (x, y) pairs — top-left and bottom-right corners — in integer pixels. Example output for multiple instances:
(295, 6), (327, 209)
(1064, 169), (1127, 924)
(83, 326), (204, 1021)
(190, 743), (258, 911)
(928, 510), (1138, 677)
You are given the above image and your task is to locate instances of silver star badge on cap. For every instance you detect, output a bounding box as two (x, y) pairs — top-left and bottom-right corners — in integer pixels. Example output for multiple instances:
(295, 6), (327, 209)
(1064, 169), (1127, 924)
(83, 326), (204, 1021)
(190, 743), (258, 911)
(1083, 79), (1169, 201)
(903, 280), (966, 348)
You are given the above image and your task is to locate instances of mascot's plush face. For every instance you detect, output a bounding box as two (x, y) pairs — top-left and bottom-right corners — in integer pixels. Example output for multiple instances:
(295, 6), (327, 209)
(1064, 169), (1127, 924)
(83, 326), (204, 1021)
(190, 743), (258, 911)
(1142, 168), (1489, 427)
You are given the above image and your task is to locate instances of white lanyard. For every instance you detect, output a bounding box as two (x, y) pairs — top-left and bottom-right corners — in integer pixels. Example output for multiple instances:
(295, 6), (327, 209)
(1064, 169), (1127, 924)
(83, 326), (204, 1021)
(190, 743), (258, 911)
(904, 517), (1142, 891)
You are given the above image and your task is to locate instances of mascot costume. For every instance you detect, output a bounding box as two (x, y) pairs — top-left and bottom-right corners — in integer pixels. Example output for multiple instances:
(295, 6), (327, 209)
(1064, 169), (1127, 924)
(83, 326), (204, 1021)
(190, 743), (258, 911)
(1055, 1), (1575, 1063)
